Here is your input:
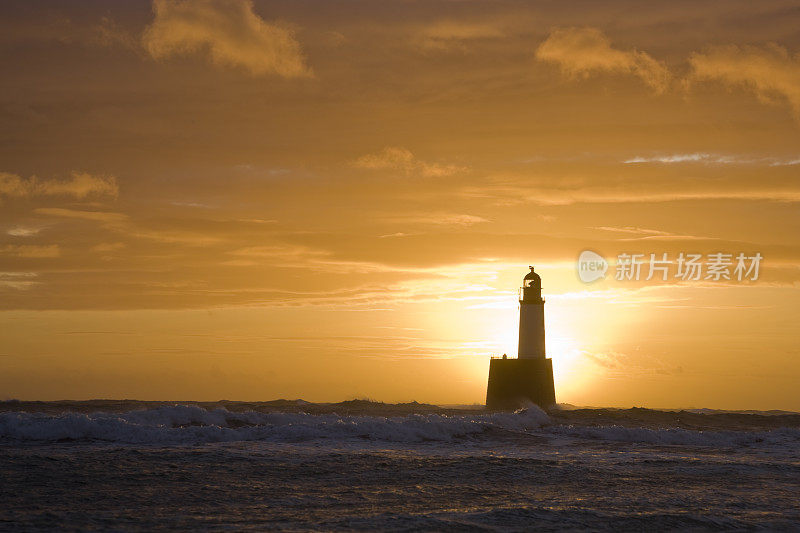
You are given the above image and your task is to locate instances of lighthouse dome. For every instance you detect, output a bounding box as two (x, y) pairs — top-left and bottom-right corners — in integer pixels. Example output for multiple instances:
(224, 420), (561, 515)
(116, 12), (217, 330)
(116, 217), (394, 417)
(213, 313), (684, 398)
(523, 266), (541, 288)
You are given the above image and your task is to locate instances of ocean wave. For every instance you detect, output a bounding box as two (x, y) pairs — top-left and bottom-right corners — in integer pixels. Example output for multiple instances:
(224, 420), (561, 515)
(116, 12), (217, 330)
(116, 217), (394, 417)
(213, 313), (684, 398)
(0, 405), (550, 444)
(557, 424), (800, 447)
(2, 404), (799, 448)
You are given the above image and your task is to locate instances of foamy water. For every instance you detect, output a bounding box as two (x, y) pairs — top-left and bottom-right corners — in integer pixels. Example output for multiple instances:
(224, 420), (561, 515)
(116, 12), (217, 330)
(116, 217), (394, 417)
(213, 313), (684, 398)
(2, 401), (799, 530)
(0, 405), (550, 444)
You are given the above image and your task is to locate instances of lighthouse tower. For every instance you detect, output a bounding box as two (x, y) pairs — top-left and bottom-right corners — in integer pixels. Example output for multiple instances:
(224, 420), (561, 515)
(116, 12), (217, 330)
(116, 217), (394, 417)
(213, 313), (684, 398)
(518, 267), (546, 359)
(485, 266), (556, 410)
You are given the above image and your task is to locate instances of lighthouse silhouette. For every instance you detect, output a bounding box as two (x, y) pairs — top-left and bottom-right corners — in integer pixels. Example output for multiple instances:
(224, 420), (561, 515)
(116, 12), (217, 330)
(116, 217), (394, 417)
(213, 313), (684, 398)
(485, 266), (556, 409)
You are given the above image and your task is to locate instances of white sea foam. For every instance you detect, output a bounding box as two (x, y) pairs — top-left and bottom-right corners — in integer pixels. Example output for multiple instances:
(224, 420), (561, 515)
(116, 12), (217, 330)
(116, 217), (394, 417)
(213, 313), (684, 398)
(1, 405), (798, 448)
(0, 405), (550, 444)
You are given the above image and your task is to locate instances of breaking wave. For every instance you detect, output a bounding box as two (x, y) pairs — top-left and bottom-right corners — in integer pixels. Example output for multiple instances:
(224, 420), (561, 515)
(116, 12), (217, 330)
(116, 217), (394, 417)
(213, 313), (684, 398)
(0, 405), (550, 445)
(1, 404), (799, 447)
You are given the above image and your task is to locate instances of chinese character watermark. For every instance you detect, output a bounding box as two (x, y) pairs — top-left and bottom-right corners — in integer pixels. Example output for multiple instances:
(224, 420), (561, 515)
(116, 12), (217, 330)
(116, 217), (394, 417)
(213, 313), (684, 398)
(577, 250), (762, 283)
(615, 252), (761, 282)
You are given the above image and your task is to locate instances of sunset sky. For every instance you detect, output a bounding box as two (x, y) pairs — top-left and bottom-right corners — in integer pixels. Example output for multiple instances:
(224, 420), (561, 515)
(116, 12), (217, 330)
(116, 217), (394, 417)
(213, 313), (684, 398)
(1, 0), (799, 409)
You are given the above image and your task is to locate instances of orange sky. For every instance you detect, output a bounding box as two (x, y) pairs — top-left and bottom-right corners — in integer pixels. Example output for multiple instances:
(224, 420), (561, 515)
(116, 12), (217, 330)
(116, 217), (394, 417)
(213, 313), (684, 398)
(1, 0), (799, 409)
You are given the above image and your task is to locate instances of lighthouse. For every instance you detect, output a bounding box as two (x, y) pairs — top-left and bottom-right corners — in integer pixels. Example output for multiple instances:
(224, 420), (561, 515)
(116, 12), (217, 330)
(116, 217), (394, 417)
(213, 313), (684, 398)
(518, 267), (546, 359)
(485, 266), (556, 410)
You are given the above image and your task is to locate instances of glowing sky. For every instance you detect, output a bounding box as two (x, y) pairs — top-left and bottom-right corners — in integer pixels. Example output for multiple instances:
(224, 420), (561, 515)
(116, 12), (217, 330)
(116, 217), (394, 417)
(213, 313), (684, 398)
(1, 0), (799, 408)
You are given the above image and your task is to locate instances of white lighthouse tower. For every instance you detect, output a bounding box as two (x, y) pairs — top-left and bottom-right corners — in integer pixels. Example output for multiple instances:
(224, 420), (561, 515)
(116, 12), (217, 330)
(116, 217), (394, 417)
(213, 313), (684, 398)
(518, 266), (546, 359)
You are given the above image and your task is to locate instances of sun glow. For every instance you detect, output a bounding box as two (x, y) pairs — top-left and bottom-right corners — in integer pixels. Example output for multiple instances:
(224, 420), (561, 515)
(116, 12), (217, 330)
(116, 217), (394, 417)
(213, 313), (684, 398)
(418, 262), (619, 403)
(472, 295), (597, 402)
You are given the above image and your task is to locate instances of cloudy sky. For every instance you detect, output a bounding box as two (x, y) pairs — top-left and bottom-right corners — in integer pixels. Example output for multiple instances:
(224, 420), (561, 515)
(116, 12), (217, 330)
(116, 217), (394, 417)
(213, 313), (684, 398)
(1, 0), (799, 408)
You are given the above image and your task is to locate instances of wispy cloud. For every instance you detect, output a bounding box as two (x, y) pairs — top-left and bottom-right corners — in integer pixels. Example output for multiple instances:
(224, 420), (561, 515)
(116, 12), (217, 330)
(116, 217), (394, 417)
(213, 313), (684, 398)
(0, 272), (38, 290)
(689, 43), (800, 119)
(0, 245), (60, 258)
(142, 0), (311, 78)
(353, 147), (466, 177)
(412, 21), (504, 51)
(0, 171), (118, 200)
(91, 242), (126, 253)
(593, 226), (708, 241)
(129, 228), (223, 245)
(461, 183), (800, 205)
(624, 153), (800, 165)
(6, 226), (43, 238)
(34, 208), (128, 224)
(225, 244), (411, 274)
(536, 27), (670, 93)
(379, 232), (416, 239)
(594, 226), (672, 236)
(229, 244), (328, 260)
(384, 213), (489, 227)
(170, 201), (216, 209)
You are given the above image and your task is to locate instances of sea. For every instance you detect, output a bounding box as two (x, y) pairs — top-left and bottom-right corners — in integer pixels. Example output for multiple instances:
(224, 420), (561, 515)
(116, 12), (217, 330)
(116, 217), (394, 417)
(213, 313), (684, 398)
(1, 400), (799, 531)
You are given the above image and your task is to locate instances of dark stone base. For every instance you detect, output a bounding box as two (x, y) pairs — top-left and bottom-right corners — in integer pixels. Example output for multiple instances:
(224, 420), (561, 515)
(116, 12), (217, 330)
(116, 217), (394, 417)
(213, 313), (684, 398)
(485, 358), (556, 410)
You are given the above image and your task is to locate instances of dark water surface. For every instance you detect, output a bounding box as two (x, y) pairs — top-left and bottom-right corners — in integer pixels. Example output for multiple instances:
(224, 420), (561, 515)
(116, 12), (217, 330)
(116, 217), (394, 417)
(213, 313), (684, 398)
(1, 400), (799, 531)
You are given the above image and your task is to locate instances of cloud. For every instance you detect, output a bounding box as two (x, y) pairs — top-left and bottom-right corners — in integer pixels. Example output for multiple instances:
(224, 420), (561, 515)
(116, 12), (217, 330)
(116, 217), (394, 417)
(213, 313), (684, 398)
(353, 147), (466, 177)
(0, 272), (38, 291)
(0, 171), (118, 199)
(536, 27), (670, 93)
(625, 153), (721, 164)
(413, 21), (504, 51)
(142, 0), (311, 78)
(91, 242), (126, 253)
(0, 245), (60, 258)
(772, 158), (800, 166)
(379, 232), (415, 239)
(460, 182), (800, 205)
(623, 153), (800, 165)
(34, 208), (128, 224)
(225, 244), (397, 273)
(689, 43), (800, 118)
(384, 213), (490, 227)
(6, 226), (42, 237)
(593, 228), (706, 241)
(229, 244), (328, 260)
(129, 228), (223, 245)
(594, 226), (673, 236)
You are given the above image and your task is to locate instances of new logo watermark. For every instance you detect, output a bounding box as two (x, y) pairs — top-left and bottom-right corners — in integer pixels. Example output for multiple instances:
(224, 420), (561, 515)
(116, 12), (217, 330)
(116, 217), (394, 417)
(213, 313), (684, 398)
(577, 250), (609, 283)
(577, 250), (762, 284)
